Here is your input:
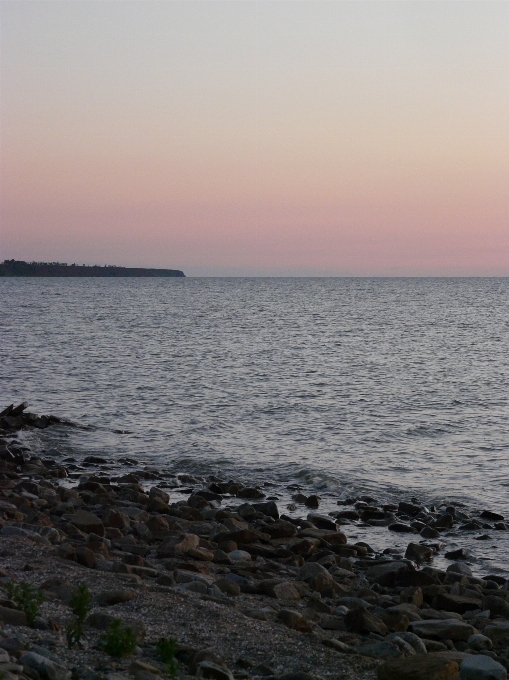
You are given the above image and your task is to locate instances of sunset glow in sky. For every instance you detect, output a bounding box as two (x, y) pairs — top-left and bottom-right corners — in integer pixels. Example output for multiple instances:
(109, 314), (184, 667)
(2, 1), (508, 275)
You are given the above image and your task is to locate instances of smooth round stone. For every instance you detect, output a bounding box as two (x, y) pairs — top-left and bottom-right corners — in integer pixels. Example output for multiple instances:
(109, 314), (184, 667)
(227, 550), (252, 561)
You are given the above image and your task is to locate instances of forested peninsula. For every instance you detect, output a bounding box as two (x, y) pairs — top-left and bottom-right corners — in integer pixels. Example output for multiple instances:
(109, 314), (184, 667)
(0, 260), (185, 277)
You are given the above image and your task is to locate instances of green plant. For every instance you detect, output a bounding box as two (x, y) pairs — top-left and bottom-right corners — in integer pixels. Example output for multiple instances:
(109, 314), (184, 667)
(156, 637), (178, 677)
(3, 581), (44, 627)
(66, 584), (93, 649)
(101, 619), (137, 658)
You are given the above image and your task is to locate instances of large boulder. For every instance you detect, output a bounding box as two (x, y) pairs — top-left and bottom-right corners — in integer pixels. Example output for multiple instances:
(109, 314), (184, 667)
(409, 619), (475, 642)
(20, 653), (71, 680)
(377, 654), (459, 680)
(459, 655), (507, 680)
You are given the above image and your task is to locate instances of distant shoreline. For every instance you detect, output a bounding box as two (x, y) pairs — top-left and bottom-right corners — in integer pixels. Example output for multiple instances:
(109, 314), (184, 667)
(0, 260), (185, 277)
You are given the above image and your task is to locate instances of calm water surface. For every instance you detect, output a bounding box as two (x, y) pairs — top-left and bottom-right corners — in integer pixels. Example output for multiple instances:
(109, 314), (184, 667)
(1, 278), (509, 569)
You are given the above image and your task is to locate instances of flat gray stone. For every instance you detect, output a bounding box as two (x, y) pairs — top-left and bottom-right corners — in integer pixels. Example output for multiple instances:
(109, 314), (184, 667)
(409, 619), (475, 641)
(460, 655), (507, 680)
(20, 652), (71, 680)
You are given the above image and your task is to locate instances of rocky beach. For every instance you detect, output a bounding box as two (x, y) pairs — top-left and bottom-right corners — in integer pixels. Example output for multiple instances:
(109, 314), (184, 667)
(1, 402), (509, 680)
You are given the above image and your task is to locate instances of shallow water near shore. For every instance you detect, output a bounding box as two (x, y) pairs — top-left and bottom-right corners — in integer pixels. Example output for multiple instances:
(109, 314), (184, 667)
(2, 277), (509, 573)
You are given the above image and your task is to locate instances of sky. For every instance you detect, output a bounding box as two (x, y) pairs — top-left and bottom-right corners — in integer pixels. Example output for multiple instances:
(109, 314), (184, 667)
(1, 1), (508, 276)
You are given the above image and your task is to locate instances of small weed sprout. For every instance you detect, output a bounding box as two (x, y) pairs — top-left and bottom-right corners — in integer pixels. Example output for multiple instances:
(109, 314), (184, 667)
(101, 619), (137, 658)
(156, 637), (178, 677)
(66, 584), (93, 649)
(2, 581), (44, 627)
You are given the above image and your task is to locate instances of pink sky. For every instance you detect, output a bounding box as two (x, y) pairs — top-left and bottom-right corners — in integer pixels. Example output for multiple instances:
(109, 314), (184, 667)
(1, 1), (508, 276)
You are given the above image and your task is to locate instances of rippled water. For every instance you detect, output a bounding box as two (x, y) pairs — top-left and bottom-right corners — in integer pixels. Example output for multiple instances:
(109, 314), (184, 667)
(2, 277), (509, 570)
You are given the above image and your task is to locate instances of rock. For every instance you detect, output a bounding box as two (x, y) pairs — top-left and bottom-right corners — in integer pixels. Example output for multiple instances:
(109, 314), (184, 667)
(214, 579), (241, 597)
(377, 654), (459, 680)
(481, 511), (504, 522)
(432, 514), (454, 530)
(298, 562), (329, 581)
(322, 638), (351, 653)
(318, 615), (347, 631)
(251, 501), (279, 519)
(389, 523), (419, 534)
(307, 513), (337, 531)
(263, 520), (297, 539)
(307, 572), (343, 597)
(389, 632), (427, 654)
(236, 487), (265, 500)
(277, 609), (312, 632)
(304, 495), (320, 509)
(74, 547), (97, 569)
(129, 662), (161, 676)
(484, 622), (509, 644)
(289, 538), (321, 556)
(421, 527), (441, 539)
(195, 661), (234, 680)
(381, 610), (409, 632)
(409, 619), (475, 641)
(157, 533), (200, 557)
(0, 605), (27, 626)
(345, 607), (387, 636)
(103, 510), (130, 529)
(277, 674), (316, 680)
(467, 634), (493, 651)
(447, 562), (473, 576)
(459, 655), (507, 680)
(434, 594), (482, 615)
(227, 550), (251, 561)
(483, 595), (509, 619)
(261, 580), (301, 600)
(70, 510), (104, 536)
(20, 652), (71, 680)
(405, 543), (434, 562)
(398, 502), (422, 517)
(400, 586), (423, 607)
(96, 590), (136, 606)
(356, 641), (401, 659)
(396, 571), (437, 588)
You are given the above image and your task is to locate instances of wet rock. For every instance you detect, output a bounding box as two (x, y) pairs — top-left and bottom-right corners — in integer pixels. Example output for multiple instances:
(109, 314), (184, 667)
(398, 502), (422, 517)
(480, 511), (504, 522)
(277, 609), (312, 632)
(389, 523), (419, 534)
(20, 652), (71, 680)
(405, 543), (434, 563)
(421, 526), (441, 539)
(307, 513), (337, 531)
(377, 654), (459, 680)
(447, 562), (473, 577)
(345, 607), (387, 636)
(409, 619), (475, 641)
(251, 501), (279, 519)
(432, 514), (454, 530)
(236, 487), (265, 500)
(459, 655), (507, 680)
(304, 495), (320, 509)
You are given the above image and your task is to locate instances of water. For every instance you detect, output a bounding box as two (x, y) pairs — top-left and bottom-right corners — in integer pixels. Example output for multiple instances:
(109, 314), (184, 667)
(2, 277), (509, 572)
